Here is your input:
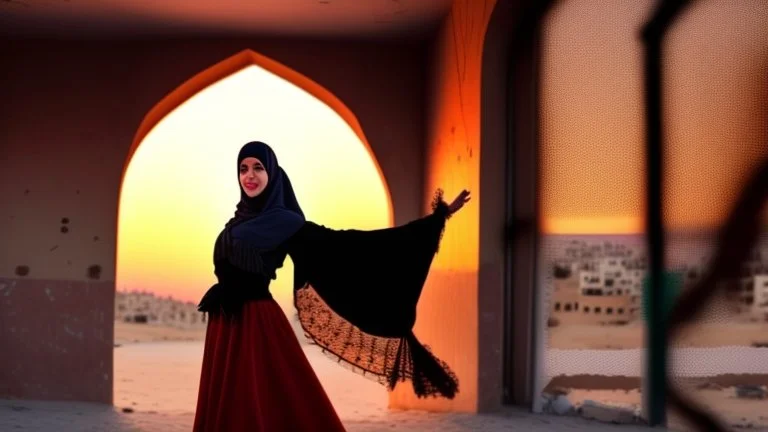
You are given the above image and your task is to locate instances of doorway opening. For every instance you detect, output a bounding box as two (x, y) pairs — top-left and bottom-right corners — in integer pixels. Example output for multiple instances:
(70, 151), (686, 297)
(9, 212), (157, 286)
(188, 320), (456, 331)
(114, 55), (392, 419)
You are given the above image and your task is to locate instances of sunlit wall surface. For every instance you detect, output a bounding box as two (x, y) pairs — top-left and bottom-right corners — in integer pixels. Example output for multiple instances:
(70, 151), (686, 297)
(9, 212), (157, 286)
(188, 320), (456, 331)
(389, 0), (496, 413)
(538, 0), (654, 419)
(664, 1), (768, 429)
(117, 65), (391, 311)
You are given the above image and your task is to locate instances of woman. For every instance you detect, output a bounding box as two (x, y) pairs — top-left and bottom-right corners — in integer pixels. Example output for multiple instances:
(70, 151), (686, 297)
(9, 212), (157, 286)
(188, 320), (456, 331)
(194, 141), (470, 431)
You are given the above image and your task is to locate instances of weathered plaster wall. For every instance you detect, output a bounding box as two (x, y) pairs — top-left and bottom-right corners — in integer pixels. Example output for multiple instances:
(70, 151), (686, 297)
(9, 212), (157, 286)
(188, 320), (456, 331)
(0, 36), (429, 402)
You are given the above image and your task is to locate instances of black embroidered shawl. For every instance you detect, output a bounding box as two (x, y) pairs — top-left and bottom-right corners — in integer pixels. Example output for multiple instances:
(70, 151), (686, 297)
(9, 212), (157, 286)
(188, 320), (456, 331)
(199, 190), (459, 399)
(285, 190), (458, 399)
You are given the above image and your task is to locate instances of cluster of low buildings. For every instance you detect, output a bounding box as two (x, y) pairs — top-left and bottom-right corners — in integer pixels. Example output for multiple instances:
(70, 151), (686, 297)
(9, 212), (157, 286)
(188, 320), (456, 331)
(548, 239), (768, 325)
(115, 290), (206, 328)
(689, 247), (768, 319)
(549, 240), (645, 325)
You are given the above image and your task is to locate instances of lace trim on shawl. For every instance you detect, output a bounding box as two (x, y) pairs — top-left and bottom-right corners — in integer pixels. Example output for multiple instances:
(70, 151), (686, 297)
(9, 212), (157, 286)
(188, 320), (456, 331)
(430, 188), (452, 219)
(430, 188), (450, 253)
(294, 284), (459, 399)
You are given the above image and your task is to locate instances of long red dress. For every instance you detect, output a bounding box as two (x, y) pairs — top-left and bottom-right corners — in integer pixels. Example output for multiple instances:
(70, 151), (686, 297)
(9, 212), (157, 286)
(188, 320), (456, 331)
(194, 190), (458, 431)
(193, 299), (345, 432)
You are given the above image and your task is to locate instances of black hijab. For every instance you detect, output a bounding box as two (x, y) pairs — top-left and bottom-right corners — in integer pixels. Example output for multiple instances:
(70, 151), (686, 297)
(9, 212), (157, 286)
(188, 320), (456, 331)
(214, 141), (305, 271)
(227, 141), (304, 229)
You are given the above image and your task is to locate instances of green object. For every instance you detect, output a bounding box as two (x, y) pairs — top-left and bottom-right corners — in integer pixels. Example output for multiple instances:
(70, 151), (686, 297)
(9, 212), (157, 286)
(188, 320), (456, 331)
(641, 271), (683, 321)
(642, 270), (683, 427)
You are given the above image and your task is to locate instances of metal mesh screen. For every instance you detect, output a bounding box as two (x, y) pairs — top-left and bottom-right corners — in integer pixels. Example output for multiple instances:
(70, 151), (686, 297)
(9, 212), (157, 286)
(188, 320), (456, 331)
(663, 1), (768, 429)
(536, 1), (768, 427)
(537, 0), (655, 421)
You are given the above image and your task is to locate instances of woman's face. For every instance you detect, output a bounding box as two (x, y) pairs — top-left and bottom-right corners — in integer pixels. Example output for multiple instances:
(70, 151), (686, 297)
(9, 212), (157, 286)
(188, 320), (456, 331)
(239, 157), (269, 198)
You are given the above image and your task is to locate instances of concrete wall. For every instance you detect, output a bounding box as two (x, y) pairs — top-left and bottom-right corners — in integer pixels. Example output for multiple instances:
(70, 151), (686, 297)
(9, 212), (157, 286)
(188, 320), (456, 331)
(389, 0), (502, 413)
(0, 36), (429, 403)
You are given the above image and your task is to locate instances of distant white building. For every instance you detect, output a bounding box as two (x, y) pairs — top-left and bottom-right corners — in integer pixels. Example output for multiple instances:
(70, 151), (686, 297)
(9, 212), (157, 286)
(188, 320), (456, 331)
(579, 259), (600, 272)
(595, 258), (641, 297)
(600, 258), (623, 278)
(579, 270), (603, 296)
(628, 269), (645, 297)
(115, 291), (205, 327)
(572, 255), (647, 298)
(614, 273), (643, 297)
(753, 275), (768, 313)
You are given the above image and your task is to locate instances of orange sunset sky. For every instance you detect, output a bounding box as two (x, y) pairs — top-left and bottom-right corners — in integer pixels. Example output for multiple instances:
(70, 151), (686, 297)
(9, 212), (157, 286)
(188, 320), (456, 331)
(540, 0), (767, 235)
(116, 65), (391, 305)
(118, 0), (766, 304)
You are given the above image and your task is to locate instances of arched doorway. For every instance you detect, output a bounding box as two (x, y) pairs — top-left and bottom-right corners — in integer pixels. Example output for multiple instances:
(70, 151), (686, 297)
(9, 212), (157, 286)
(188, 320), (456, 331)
(113, 50), (393, 416)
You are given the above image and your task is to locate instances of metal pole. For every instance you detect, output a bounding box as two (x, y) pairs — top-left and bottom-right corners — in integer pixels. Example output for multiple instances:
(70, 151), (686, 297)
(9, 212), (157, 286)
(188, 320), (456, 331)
(640, 0), (694, 426)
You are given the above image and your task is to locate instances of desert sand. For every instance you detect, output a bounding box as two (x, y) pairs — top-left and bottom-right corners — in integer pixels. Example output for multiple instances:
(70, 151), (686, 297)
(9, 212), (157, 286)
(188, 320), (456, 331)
(110, 290), (768, 430)
(545, 321), (768, 430)
(1, 339), (755, 431)
(114, 321), (207, 345)
(549, 322), (768, 350)
(112, 321), (768, 429)
(51, 341), (654, 432)
(562, 387), (768, 431)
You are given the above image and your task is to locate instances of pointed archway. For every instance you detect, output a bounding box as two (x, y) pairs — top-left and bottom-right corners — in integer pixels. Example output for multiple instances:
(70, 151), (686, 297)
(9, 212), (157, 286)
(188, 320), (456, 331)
(113, 49), (394, 413)
(122, 49), (392, 223)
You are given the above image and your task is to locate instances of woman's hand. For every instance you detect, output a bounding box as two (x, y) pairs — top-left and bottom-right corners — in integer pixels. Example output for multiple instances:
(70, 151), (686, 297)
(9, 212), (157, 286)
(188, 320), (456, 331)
(447, 190), (471, 216)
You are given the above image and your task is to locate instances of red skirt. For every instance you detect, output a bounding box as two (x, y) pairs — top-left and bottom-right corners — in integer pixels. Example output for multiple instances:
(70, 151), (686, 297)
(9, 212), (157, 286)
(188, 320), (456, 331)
(193, 299), (347, 432)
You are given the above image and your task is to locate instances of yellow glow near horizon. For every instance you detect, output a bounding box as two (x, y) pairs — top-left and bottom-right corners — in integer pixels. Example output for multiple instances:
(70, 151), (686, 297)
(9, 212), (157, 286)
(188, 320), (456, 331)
(543, 217), (645, 236)
(117, 65), (391, 307)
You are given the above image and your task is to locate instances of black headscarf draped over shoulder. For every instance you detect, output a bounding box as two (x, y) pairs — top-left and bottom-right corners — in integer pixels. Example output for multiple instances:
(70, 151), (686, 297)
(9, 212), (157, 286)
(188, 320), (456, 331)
(213, 141), (305, 274)
(226, 141), (304, 230)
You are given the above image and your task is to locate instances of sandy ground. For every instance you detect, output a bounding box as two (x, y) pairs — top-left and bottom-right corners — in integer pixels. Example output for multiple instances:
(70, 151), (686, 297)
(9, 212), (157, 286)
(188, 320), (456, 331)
(548, 322), (768, 349)
(547, 322), (768, 429)
(0, 398), (661, 432)
(563, 388), (768, 431)
(1, 321), (756, 431)
(109, 321), (768, 429)
(114, 321), (207, 345)
(116, 319), (768, 350)
(2, 340), (658, 432)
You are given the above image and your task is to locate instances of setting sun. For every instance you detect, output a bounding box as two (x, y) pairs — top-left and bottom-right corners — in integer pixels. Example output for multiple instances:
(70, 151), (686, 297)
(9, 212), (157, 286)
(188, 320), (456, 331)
(116, 65), (392, 307)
